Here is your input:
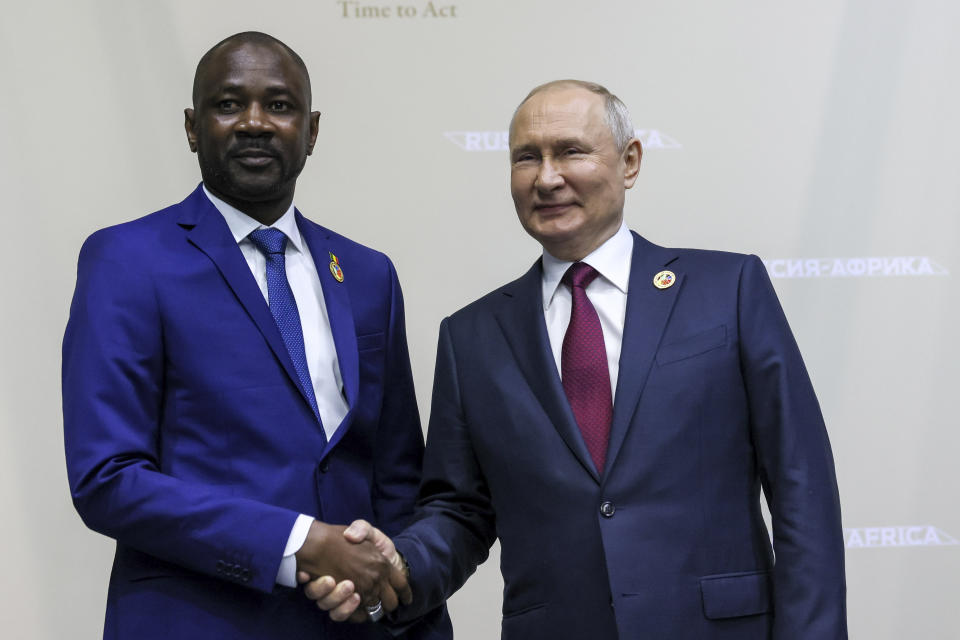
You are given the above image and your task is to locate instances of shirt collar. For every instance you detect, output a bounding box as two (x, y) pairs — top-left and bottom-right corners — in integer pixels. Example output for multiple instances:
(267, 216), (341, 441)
(542, 221), (633, 311)
(203, 184), (304, 253)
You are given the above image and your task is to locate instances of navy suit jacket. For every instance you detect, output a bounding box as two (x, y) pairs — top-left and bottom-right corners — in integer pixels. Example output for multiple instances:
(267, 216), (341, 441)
(63, 185), (450, 639)
(395, 232), (846, 639)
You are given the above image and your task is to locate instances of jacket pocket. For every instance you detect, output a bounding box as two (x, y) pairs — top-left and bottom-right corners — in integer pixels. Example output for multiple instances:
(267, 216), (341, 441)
(699, 570), (771, 620)
(656, 325), (726, 365)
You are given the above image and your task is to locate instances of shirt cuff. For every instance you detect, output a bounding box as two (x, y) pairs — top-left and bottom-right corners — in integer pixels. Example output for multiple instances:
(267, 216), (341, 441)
(275, 514), (315, 587)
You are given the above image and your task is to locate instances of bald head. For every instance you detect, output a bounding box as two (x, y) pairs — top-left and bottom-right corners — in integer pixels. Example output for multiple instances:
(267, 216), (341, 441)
(192, 31), (311, 108)
(510, 79), (635, 152)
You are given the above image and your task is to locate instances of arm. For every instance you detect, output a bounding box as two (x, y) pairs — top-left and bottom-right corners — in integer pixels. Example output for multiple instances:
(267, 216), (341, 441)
(737, 255), (847, 638)
(390, 317), (498, 620)
(368, 259), (455, 636)
(370, 258), (426, 535)
(62, 231), (392, 595)
(305, 318), (494, 625)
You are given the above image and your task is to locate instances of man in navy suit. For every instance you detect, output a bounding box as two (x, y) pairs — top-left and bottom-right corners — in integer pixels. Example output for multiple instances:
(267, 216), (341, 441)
(63, 31), (449, 639)
(309, 80), (846, 638)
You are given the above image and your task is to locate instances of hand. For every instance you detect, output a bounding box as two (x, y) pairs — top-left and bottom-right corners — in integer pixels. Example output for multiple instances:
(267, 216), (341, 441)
(295, 521), (403, 611)
(343, 519), (408, 577)
(296, 572), (367, 622)
(301, 519), (411, 622)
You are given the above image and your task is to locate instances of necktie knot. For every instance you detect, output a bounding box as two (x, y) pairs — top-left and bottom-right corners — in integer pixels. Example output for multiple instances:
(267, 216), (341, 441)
(248, 228), (288, 256)
(562, 262), (600, 290)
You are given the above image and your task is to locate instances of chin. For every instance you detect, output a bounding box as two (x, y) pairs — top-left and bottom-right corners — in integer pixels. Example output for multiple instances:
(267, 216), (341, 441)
(226, 178), (287, 200)
(534, 218), (583, 241)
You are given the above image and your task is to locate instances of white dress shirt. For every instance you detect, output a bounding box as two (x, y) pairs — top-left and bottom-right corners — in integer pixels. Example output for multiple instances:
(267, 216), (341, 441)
(204, 186), (345, 587)
(541, 221), (634, 400)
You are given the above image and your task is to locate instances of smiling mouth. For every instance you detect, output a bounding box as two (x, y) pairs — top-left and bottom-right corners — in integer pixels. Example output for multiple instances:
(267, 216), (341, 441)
(534, 203), (575, 215)
(232, 152), (276, 167)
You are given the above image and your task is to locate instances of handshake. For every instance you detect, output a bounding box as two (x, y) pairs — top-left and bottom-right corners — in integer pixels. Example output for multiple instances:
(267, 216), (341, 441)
(294, 519), (407, 623)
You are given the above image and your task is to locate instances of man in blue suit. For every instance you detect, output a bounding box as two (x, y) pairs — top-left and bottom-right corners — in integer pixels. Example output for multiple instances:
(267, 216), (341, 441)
(310, 80), (847, 638)
(63, 32), (449, 639)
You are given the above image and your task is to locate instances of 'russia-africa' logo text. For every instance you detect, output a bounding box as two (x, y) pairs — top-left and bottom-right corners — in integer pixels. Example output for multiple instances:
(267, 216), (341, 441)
(844, 526), (958, 548)
(764, 257), (949, 278)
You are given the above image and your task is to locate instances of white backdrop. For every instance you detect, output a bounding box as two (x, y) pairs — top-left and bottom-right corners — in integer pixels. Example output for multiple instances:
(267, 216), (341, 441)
(1, 0), (957, 637)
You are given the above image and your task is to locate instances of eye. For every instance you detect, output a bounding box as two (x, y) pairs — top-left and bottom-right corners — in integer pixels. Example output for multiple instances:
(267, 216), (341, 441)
(513, 152), (538, 164)
(268, 101), (291, 112)
(217, 100), (241, 113)
(563, 147), (583, 156)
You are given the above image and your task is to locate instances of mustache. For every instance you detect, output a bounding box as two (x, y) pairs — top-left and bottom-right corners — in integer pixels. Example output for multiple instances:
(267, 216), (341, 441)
(229, 141), (279, 157)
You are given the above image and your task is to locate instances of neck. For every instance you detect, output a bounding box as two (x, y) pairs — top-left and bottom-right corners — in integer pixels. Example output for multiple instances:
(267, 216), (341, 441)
(206, 185), (294, 226)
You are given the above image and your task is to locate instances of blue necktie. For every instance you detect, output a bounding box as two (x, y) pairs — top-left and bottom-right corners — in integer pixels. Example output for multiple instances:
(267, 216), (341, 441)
(248, 228), (325, 443)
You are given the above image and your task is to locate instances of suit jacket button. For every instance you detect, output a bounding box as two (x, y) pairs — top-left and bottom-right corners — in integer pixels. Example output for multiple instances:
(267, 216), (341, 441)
(600, 501), (616, 518)
(216, 560), (225, 573)
(319, 460), (330, 473)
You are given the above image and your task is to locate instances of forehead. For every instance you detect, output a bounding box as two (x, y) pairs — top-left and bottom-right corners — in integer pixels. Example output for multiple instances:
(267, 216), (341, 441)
(198, 42), (307, 97)
(510, 87), (611, 148)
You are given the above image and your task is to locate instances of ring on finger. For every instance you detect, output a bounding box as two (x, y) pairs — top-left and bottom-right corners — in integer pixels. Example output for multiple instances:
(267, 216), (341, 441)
(366, 600), (384, 622)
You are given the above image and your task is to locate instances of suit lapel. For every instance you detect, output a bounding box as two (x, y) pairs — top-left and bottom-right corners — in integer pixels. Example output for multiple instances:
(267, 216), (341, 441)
(178, 187), (316, 414)
(297, 213), (359, 453)
(495, 262), (601, 483)
(604, 232), (683, 475)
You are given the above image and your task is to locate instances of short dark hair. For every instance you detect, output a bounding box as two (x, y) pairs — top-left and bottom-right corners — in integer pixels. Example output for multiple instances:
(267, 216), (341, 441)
(192, 31), (311, 107)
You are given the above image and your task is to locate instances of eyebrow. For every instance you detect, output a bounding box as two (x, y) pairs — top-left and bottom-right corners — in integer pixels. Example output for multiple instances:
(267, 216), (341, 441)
(553, 137), (588, 148)
(206, 84), (302, 107)
(511, 137), (589, 156)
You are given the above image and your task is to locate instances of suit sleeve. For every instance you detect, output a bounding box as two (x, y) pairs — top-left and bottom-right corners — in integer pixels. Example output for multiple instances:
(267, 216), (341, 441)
(368, 258), (454, 639)
(737, 255), (847, 638)
(393, 317), (498, 620)
(369, 258), (426, 535)
(62, 231), (297, 593)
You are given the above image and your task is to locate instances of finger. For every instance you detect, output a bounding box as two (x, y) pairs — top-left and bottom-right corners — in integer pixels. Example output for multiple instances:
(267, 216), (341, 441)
(303, 576), (337, 601)
(388, 564), (413, 606)
(379, 583), (399, 612)
(328, 592), (362, 622)
(373, 531), (397, 559)
(296, 570), (312, 584)
(343, 519), (373, 543)
(317, 580), (357, 612)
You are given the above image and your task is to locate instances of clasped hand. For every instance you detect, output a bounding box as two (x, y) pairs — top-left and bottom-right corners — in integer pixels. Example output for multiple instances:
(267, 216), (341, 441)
(296, 520), (408, 623)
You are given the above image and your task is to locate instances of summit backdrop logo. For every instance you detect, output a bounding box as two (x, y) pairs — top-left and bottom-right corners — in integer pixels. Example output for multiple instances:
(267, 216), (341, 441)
(764, 256), (949, 279)
(844, 526), (958, 548)
(443, 129), (682, 152)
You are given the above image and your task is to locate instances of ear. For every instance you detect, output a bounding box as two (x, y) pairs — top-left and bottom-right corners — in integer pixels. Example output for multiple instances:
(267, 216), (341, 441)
(184, 108), (198, 153)
(306, 111), (321, 156)
(622, 138), (642, 189)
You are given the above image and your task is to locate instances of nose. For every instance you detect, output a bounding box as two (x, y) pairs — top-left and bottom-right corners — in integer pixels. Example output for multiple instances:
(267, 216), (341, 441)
(535, 157), (564, 191)
(235, 102), (275, 136)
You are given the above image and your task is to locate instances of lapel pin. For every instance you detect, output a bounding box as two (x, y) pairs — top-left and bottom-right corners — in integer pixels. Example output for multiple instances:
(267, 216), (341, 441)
(653, 270), (675, 289)
(328, 252), (344, 283)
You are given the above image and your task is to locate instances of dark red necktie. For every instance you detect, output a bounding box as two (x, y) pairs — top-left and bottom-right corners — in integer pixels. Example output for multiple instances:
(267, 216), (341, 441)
(561, 262), (613, 473)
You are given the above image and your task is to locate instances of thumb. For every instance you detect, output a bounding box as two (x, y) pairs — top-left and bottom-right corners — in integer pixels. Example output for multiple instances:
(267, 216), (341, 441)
(343, 519), (372, 543)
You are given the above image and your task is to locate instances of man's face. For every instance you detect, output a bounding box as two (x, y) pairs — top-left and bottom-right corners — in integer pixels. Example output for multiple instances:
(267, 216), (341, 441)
(509, 87), (640, 261)
(185, 42), (319, 210)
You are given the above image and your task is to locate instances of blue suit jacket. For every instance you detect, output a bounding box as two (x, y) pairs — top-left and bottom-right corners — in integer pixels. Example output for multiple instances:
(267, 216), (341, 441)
(395, 233), (846, 639)
(63, 185), (450, 639)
